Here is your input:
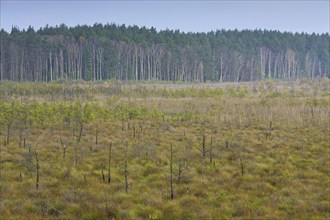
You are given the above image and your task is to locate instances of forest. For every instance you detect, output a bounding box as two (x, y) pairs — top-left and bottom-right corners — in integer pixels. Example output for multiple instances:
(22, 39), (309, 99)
(1, 23), (329, 82)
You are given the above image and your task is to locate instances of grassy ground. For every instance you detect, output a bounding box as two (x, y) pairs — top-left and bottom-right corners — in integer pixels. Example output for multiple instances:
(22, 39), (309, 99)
(0, 79), (329, 219)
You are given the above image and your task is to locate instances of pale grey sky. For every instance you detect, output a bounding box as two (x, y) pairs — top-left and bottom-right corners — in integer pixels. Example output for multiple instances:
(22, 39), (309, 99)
(1, 1), (329, 34)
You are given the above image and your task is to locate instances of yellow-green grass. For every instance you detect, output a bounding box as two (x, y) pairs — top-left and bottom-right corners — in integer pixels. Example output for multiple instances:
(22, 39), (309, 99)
(0, 80), (329, 219)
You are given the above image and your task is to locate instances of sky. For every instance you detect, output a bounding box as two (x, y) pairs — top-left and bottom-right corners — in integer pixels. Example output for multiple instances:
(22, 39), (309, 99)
(0, 1), (329, 34)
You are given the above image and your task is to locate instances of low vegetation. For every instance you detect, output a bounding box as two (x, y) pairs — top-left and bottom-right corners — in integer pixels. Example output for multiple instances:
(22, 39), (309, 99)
(0, 79), (329, 219)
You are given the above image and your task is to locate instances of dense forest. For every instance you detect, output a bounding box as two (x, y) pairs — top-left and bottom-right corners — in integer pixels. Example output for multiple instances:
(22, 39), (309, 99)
(0, 23), (329, 82)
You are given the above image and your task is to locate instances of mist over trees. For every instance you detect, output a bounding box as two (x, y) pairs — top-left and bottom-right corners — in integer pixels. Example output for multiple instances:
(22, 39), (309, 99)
(0, 23), (329, 82)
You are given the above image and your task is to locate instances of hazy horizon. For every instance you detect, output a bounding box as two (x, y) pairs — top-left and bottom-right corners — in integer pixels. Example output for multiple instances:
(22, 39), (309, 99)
(1, 1), (329, 34)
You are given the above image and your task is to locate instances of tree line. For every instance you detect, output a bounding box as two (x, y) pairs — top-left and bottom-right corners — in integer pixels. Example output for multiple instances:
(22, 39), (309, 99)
(0, 23), (329, 82)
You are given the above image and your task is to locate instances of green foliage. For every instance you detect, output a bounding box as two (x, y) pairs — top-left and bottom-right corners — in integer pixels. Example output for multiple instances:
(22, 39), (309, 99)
(148, 108), (164, 120)
(0, 101), (19, 127)
(306, 98), (330, 107)
(161, 87), (224, 98)
(117, 105), (146, 121)
(204, 88), (224, 98)
(72, 101), (95, 124)
(225, 86), (248, 97)
(1, 25), (329, 82)
(266, 91), (282, 98)
(127, 107), (141, 120)
(171, 110), (194, 123)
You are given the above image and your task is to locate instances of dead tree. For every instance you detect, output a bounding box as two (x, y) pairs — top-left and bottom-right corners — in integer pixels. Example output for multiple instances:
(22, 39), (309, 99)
(265, 121), (273, 140)
(124, 142), (129, 192)
(209, 137), (213, 164)
(95, 125), (99, 146)
(225, 139), (229, 148)
(176, 160), (189, 184)
(102, 170), (105, 182)
(202, 135), (206, 157)
(19, 129), (23, 148)
(170, 143), (174, 200)
(35, 149), (40, 190)
(239, 152), (244, 176)
(60, 135), (66, 159)
(108, 142), (112, 183)
(63, 145), (66, 159)
(196, 135), (214, 160)
(73, 121), (83, 165)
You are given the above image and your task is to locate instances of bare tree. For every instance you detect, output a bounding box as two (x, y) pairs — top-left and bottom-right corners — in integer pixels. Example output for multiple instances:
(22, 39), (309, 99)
(170, 143), (174, 200)
(124, 142), (129, 192)
(108, 142), (112, 183)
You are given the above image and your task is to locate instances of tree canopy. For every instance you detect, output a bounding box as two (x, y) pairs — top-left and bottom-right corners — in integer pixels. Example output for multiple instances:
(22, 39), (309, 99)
(1, 24), (329, 82)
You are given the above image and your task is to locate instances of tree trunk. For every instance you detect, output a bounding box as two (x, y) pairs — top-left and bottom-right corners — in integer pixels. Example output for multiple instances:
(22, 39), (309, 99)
(108, 142), (111, 183)
(124, 142), (128, 192)
(170, 143), (174, 200)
